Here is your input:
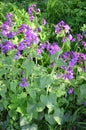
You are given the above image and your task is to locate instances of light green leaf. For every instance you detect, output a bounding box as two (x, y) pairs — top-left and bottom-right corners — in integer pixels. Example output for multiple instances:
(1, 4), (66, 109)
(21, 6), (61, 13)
(45, 114), (55, 125)
(10, 81), (17, 93)
(56, 58), (67, 67)
(53, 108), (64, 125)
(40, 75), (52, 88)
(22, 59), (34, 75)
(80, 84), (86, 98)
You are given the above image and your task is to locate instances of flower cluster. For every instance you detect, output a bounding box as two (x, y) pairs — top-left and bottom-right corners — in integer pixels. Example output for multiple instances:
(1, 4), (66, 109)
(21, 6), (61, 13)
(28, 4), (40, 22)
(37, 41), (60, 55)
(19, 78), (28, 87)
(1, 13), (16, 38)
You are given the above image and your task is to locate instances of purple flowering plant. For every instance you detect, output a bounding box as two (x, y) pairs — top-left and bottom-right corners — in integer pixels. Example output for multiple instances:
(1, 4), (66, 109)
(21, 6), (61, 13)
(0, 4), (86, 130)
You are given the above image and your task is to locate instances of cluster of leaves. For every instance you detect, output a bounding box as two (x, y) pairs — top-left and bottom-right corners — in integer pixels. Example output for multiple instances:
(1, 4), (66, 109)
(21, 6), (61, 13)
(46, 0), (86, 33)
(0, 2), (86, 130)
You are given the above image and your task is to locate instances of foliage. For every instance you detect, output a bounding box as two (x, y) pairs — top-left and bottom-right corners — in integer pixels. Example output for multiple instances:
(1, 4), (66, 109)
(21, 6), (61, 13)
(47, 0), (86, 33)
(0, 2), (86, 130)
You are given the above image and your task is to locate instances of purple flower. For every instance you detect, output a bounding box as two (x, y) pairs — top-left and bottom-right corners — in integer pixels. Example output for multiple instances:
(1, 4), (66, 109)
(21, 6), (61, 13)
(45, 41), (51, 50)
(82, 102), (86, 106)
(49, 42), (60, 55)
(19, 78), (28, 87)
(68, 34), (72, 41)
(62, 37), (66, 43)
(58, 20), (65, 26)
(42, 19), (47, 25)
(76, 34), (83, 42)
(30, 16), (34, 22)
(55, 21), (70, 34)
(63, 69), (73, 80)
(63, 24), (70, 34)
(6, 32), (16, 38)
(35, 27), (42, 32)
(36, 8), (40, 13)
(36, 48), (42, 55)
(71, 38), (76, 42)
(18, 41), (26, 51)
(60, 52), (70, 60)
(24, 28), (39, 44)
(67, 88), (74, 94)
(69, 58), (77, 68)
(18, 24), (30, 33)
(83, 30), (86, 38)
(5, 13), (14, 26)
(14, 51), (21, 60)
(80, 53), (86, 61)
(55, 25), (61, 34)
(50, 62), (55, 68)
(82, 41), (86, 50)
(60, 66), (66, 70)
(1, 41), (15, 54)
(2, 23), (10, 30)
(28, 6), (34, 15)
(6, 13), (13, 20)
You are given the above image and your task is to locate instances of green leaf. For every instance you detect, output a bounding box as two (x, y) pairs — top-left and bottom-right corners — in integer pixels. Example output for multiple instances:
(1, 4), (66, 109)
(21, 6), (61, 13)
(10, 81), (17, 93)
(53, 108), (64, 125)
(40, 93), (57, 112)
(56, 84), (66, 97)
(40, 94), (47, 106)
(62, 40), (71, 52)
(56, 58), (67, 67)
(30, 124), (38, 130)
(80, 84), (86, 98)
(40, 75), (52, 88)
(36, 102), (45, 112)
(20, 116), (28, 127)
(0, 84), (7, 97)
(22, 59), (34, 75)
(45, 114), (55, 125)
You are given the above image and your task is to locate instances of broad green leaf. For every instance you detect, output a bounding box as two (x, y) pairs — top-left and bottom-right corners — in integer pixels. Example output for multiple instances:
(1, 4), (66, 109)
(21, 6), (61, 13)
(10, 81), (17, 93)
(45, 114), (55, 125)
(53, 108), (64, 125)
(80, 84), (86, 98)
(40, 94), (47, 106)
(20, 116), (29, 127)
(40, 93), (57, 111)
(30, 124), (38, 130)
(56, 84), (66, 97)
(36, 102), (45, 112)
(40, 75), (52, 88)
(0, 84), (7, 97)
(22, 59), (34, 75)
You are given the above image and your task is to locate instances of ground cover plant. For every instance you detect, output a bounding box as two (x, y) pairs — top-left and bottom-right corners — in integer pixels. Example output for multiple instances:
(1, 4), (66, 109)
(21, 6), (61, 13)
(0, 2), (86, 130)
